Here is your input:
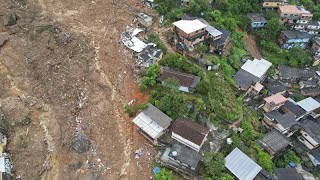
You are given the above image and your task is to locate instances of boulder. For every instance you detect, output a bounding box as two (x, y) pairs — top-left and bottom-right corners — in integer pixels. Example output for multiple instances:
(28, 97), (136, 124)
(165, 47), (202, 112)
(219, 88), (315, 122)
(0, 34), (8, 47)
(71, 132), (91, 153)
(3, 12), (17, 26)
(68, 159), (82, 170)
(90, 172), (101, 180)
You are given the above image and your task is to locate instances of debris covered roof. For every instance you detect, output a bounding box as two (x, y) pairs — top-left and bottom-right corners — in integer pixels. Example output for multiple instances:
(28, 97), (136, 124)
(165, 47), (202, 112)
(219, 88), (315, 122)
(171, 118), (209, 146)
(157, 68), (200, 88)
(225, 148), (262, 180)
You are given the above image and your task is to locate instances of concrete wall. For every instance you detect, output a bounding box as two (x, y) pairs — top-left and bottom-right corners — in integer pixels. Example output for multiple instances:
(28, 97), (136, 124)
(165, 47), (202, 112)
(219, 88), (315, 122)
(172, 132), (201, 152)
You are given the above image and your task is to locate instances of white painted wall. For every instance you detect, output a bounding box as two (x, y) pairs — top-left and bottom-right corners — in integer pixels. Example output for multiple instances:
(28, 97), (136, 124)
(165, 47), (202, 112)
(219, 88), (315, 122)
(172, 132), (201, 152)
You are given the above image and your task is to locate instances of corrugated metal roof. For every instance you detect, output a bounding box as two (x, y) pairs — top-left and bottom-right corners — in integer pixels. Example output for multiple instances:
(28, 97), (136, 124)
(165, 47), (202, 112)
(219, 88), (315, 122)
(225, 148), (262, 180)
(133, 112), (165, 139)
(241, 59), (272, 79)
(297, 97), (320, 112)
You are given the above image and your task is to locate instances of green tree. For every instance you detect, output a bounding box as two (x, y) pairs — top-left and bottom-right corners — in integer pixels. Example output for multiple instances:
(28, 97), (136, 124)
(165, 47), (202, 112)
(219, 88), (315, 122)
(154, 168), (173, 180)
(148, 33), (168, 54)
(196, 44), (209, 55)
(287, 47), (311, 67)
(275, 150), (301, 168)
(257, 148), (274, 173)
(139, 64), (161, 91)
(257, 18), (285, 41)
(162, 78), (180, 91)
(203, 152), (226, 177)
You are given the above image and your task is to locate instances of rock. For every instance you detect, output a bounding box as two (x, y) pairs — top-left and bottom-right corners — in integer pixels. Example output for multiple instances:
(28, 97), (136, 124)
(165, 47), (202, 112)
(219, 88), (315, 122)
(68, 160), (82, 170)
(90, 172), (101, 180)
(3, 12), (17, 26)
(0, 34), (8, 47)
(71, 132), (91, 153)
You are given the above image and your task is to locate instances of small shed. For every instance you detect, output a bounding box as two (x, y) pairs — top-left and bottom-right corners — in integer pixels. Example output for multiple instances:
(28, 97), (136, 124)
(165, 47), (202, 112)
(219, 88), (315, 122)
(132, 103), (172, 144)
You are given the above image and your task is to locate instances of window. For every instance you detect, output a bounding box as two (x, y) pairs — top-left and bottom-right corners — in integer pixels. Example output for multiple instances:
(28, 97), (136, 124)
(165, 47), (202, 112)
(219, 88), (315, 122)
(284, 13), (288, 16)
(266, 3), (269, 5)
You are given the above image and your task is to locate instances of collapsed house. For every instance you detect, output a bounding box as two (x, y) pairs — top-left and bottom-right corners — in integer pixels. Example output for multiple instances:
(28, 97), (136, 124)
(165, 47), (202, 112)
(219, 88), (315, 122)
(121, 27), (163, 68)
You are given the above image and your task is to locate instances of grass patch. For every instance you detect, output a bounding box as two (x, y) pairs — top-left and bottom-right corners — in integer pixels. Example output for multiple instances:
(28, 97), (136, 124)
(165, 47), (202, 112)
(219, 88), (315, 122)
(36, 25), (57, 34)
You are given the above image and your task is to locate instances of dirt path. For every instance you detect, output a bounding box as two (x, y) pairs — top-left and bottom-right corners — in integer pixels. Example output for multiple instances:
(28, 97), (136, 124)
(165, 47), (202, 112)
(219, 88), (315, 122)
(244, 33), (263, 59)
(0, 0), (154, 179)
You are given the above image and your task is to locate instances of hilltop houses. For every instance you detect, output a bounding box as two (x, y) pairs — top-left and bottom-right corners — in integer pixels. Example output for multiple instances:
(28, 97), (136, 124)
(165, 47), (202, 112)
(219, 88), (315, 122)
(173, 17), (231, 54)
(277, 5), (313, 30)
(262, 0), (287, 10)
(278, 30), (312, 49)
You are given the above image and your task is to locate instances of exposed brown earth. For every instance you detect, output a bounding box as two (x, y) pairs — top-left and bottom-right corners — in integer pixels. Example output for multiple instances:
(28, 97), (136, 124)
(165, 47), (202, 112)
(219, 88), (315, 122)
(0, 0), (155, 179)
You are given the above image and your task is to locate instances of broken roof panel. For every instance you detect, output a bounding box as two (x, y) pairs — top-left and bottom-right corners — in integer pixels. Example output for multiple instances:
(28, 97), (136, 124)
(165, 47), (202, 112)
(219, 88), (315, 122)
(241, 59), (272, 78)
(225, 148), (262, 180)
(297, 97), (320, 112)
(173, 19), (207, 34)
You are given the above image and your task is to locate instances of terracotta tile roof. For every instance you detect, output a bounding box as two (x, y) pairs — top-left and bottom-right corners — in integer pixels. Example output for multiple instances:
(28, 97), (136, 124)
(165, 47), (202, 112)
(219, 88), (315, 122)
(264, 93), (287, 105)
(171, 118), (209, 146)
(279, 5), (301, 14)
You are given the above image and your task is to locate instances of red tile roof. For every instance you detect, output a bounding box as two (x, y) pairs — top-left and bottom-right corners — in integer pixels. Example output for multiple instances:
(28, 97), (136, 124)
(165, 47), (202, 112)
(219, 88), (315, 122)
(279, 5), (301, 14)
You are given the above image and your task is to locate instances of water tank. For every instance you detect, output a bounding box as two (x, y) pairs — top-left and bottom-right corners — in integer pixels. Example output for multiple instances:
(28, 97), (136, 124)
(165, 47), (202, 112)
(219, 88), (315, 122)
(289, 162), (296, 168)
(226, 138), (232, 145)
(172, 151), (178, 157)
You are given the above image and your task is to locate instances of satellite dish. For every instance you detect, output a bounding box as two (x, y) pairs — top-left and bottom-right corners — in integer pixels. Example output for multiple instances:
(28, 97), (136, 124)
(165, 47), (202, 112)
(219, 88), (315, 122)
(172, 151), (178, 157)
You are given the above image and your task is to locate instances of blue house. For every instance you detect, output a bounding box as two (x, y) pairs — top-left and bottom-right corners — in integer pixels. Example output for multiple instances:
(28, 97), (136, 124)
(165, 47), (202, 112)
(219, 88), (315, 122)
(248, 13), (267, 28)
(278, 30), (312, 49)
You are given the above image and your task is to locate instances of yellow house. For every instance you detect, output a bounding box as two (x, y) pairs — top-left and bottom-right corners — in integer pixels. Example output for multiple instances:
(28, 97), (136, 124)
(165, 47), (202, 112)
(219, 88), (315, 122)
(262, 0), (287, 9)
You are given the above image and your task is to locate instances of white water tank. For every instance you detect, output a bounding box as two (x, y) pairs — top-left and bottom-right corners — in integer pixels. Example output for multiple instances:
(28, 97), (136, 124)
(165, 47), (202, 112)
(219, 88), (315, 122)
(172, 151), (178, 157)
(226, 138), (232, 145)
